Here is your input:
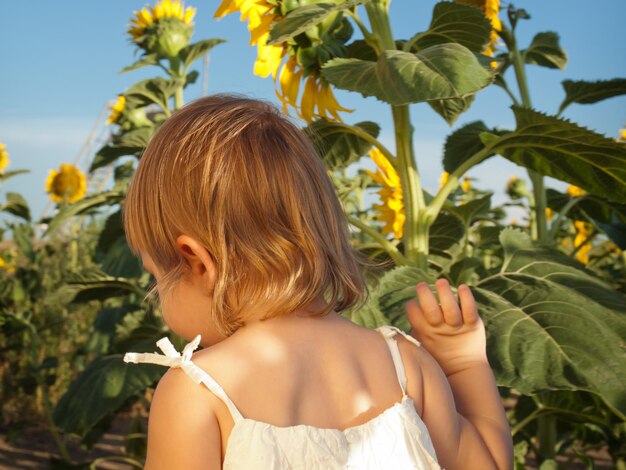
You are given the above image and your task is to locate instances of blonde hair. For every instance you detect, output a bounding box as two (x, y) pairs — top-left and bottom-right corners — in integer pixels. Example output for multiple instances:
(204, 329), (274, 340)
(123, 94), (378, 336)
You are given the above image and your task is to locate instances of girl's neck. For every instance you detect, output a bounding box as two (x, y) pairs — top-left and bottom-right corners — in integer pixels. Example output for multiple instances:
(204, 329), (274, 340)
(234, 307), (348, 336)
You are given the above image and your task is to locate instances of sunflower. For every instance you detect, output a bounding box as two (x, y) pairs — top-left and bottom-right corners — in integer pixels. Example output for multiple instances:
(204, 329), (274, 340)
(456, 0), (501, 56)
(45, 163), (87, 204)
(107, 96), (126, 125)
(0, 256), (15, 274)
(617, 128), (626, 142)
(439, 171), (450, 188)
(460, 176), (471, 193)
(0, 143), (10, 174)
(573, 220), (592, 264)
(365, 147), (405, 239)
(215, 0), (352, 123)
(129, 0), (196, 57)
(566, 185), (585, 197)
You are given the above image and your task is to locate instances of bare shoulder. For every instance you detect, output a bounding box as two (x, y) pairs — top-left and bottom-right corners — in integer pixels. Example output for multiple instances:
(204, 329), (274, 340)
(144, 366), (221, 470)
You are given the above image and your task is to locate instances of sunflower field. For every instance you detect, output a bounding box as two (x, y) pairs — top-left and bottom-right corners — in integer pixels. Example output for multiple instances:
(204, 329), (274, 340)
(1, 0), (625, 468)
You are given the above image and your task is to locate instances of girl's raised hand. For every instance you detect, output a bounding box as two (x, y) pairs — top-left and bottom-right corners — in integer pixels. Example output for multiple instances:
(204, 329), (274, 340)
(405, 279), (488, 376)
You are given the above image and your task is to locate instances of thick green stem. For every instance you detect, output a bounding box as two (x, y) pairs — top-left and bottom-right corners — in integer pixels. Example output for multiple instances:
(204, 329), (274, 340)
(174, 87), (184, 110)
(365, 0), (425, 268)
(40, 378), (72, 462)
(509, 27), (548, 244)
(169, 57), (185, 110)
(537, 414), (557, 461)
(393, 105), (424, 265)
(348, 216), (409, 266)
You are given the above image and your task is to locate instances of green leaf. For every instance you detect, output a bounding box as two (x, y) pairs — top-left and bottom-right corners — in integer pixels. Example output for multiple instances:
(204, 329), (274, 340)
(558, 78), (626, 115)
(346, 39), (377, 61)
(267, 1), (365, 45)
(186, 70), (199, 86)
(492, 106), (626, 204)
(376, 266), (435, 332)
(546, 188), (626, 225)
(0, 169), (30, 185)
(53, 355), (163, 438)
(101, 238), (143, 279)
(443, 121), (502, 173)
(90, 127), (153, 172)
(43, 191), (124, 237)
(96, 210), (143, 278)
(430, 212), (465, 252)
(595, 213), (626, 250)
(475, 228), (626, 418)
(46, 267), (143, 305)
(448, 194), (492, 226)
(322, 44), (493, 105)
(12, 223), (34, 263)
(448, 257), (483, 286)
(302, 119), (380, 171)
(179, 38), (226, 69)
(2, 192), (31, 221)
(522, 32), (568, 70)
(406, 1), (491, 53)
(428, 95), (476, 126)
(119, 54), (160, 73)
(113, 160), (136, 193)
(88, 305), (139, 355)
(125, 77), (180, 110)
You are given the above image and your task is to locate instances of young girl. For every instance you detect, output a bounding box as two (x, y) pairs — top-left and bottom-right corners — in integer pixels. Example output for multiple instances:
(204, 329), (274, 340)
(122, 95), (513, 470)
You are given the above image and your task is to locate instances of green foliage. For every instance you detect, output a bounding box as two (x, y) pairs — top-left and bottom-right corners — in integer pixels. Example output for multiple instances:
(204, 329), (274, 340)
(443, 121), (498, 173)
(91, 128), (154, 172)
(558, 78), (626, 115)
(43, 191), (124, 237)
(53, 355), (163, 439)
(522, 32), (568, 70)
(405, 1), (491, 53)
(179, 38), (227, 69)
(475, 229), (626, 418)
(322, 44), (493, 105)
(119, 54), (160, 73)
(124, 77), (181, 111)
(2, 192), (31, 221)
(46, 267), (144, 305)
(428, 95), (476, 126)
(490, 106), (626, 203)
(303, 119), (380, 171)
(268, 1), (366, 45)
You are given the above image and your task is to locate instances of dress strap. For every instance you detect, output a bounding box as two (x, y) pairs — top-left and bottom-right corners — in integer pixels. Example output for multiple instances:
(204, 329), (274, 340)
(123, 334), (244, 423)
(376, 326), (421, 396)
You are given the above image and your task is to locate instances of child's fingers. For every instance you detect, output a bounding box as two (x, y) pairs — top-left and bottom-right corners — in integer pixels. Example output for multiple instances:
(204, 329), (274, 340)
(405, 298), (426, 333)
(415, 282), (444, 326)
(435, 279), (463, 327)
(458, 284), (480, 324)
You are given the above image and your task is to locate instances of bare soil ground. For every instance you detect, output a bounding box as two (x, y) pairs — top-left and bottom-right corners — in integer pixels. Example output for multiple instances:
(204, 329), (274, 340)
(0, 414), (138, 470)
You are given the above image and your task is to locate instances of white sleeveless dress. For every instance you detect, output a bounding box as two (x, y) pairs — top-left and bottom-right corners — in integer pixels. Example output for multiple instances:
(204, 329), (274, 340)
(124, 326), (442, 469)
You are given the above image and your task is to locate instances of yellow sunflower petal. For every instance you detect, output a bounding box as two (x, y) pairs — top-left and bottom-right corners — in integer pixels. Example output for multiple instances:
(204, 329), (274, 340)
(301, 75), (317, 123)
(183, 6), (196, 24)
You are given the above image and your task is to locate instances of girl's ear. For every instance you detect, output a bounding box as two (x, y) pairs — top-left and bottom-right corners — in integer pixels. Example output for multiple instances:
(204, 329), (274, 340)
(175, 234), (217, 295)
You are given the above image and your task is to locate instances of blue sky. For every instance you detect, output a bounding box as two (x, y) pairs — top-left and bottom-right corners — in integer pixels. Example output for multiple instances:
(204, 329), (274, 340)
(1, 1), (625, 229)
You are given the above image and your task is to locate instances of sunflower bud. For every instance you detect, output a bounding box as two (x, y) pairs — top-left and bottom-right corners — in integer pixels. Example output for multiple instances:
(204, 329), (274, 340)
(144, 17), (193, 58)
(128, 1), (196, 59)
(505, 176), (530, 200)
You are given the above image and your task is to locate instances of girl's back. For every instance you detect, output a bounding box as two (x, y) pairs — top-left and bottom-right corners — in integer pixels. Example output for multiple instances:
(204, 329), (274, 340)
(138, 312), (441, 469)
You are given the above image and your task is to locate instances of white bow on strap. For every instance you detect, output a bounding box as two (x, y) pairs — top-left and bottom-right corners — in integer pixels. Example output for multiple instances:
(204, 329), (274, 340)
(377, 325), (422, 348)
(123, 334), (206, 384)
